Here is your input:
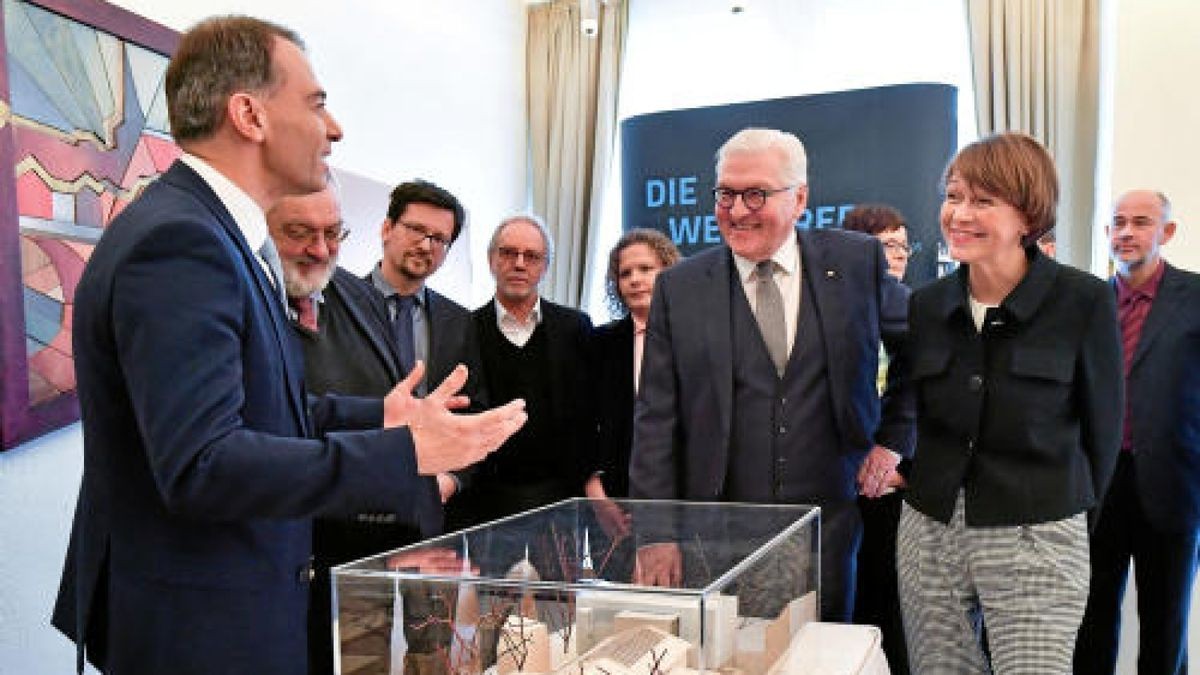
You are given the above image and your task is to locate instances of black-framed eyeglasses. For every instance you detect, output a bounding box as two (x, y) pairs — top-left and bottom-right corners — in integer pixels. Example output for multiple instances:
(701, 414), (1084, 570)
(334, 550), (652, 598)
(882, 240), (922, 256)
(280, 223), (350, 246)
(398, 221), (452, 249)
(495, 246), (546, 265)
(713, 185), (796, 211)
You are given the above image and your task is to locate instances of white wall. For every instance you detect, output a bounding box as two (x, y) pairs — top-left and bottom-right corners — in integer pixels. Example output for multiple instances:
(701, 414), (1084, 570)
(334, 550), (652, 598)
(0, 2), (526, 672)
(0, 426), (85, 673)
(108, 0), (530, 307)
(1108, 0), (1200, 273)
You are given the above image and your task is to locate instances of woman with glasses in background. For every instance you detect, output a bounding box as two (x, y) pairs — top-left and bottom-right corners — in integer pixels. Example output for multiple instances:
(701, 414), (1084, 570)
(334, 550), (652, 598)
(844, 204), (917, 282)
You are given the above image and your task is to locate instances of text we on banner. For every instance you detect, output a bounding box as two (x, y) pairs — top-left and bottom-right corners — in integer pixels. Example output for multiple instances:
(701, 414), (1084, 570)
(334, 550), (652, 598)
(620, 83), (956, 285)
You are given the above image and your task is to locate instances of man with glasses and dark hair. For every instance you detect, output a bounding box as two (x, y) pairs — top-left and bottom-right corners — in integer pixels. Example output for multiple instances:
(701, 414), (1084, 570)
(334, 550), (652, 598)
(369, 180), (488, 512)
(371, 180), (481, 398)
(462, 215), (595, 525)
(629, 127), (913, 622)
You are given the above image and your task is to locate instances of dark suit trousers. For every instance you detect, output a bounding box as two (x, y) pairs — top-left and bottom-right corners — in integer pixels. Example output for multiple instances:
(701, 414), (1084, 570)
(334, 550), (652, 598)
(1076, 454), (1199, 675)
(855, 491), (910, 675)
(820, 500), (863, 623)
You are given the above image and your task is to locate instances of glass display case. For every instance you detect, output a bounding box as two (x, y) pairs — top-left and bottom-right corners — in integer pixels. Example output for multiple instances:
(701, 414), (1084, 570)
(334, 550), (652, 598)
(332, 498), (819, 674)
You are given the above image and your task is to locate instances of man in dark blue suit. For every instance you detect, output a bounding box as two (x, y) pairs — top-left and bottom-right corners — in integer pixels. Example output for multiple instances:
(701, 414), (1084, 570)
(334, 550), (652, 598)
(51, 17), (525, 674)
(1076, 189), (1200, 675)
(629, 127), (913, 621)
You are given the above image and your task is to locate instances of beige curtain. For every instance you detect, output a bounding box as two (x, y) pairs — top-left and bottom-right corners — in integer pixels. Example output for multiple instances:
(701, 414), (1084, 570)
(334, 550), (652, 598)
(966, 0), (1100, 269)
(527, 0), (627, 306)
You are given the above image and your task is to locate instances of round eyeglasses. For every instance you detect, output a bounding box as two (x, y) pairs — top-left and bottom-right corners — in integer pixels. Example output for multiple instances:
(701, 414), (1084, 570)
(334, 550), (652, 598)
(712, 185), (796, 211)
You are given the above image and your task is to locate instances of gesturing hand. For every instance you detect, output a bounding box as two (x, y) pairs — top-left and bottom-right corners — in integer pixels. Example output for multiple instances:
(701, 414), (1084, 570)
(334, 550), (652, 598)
(403, 364), (527, 475)
(382, 361), (469, 429)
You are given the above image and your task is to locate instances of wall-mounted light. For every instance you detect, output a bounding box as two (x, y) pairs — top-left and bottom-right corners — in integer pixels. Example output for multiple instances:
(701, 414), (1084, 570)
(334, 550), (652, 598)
(581, 0), (599, 36)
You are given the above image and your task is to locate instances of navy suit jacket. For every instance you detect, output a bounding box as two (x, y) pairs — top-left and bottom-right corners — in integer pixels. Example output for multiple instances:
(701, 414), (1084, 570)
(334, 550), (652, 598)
(629, 227), (913, 502)
(52, 161), (427, 674)
(1121, 263), (1200, 531)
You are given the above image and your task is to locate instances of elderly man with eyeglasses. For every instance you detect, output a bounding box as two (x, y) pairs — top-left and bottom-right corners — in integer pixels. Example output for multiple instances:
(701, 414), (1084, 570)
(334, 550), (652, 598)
(459, 214), (596, 527)
(267, 179), (486, 675)
(629, 128), (914, 623)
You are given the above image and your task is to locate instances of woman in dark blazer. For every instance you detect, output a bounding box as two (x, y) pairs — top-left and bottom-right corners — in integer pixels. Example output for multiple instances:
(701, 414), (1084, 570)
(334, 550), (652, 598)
(587, 229), (680, 503)
(897, 133), (1122, 674)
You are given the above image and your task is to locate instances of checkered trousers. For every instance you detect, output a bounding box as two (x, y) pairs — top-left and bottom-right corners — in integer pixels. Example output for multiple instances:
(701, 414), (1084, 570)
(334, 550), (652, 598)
(897, 493), (1090, 674)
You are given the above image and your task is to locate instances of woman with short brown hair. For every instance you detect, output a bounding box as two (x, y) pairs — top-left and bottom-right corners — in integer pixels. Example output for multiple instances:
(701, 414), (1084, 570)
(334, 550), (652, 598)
(897, 132), (1122, 673)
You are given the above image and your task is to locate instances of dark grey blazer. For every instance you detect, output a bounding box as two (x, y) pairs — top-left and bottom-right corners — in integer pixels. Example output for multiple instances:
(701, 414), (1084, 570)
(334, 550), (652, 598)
(629, 227), (914, 502)
(1120, 263), (1200, 531)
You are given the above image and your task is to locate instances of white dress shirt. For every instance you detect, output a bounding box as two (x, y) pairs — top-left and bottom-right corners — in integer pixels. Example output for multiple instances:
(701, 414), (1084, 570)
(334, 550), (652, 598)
(179, 153), (274, 286)
(494, 297), (543, 347)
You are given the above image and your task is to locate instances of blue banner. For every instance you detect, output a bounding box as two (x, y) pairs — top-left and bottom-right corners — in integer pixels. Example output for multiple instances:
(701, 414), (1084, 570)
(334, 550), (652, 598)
(620, 83), (957, 284)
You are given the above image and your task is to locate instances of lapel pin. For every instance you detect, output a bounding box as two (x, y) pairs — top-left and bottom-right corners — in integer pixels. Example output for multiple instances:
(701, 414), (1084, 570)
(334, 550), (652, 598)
(825, 269), (838, 279)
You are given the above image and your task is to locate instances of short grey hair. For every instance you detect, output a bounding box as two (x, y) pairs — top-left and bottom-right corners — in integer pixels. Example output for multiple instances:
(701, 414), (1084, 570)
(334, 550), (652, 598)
(1157, 191), (1173, 222)
(716, 128), (808, 187)
(488, 213), (555, 264)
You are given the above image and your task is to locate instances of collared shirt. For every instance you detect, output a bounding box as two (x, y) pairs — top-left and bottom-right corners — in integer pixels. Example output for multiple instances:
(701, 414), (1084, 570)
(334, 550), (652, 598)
(369, 265), (430, 368)
(1115, 259), (1166, 451)
(968, 295), (998, 332)
(494, 297), (543, 348)
(179, 153), (274, 286)
(732, 235), (802, 356)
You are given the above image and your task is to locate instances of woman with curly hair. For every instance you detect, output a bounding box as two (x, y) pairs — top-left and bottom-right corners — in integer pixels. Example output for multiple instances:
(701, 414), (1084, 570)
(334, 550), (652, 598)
(586, 228), (681, 503)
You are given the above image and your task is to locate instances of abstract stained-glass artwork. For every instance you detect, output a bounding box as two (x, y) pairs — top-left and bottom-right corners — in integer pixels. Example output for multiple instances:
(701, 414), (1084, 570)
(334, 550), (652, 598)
(0, 0), (177, 449)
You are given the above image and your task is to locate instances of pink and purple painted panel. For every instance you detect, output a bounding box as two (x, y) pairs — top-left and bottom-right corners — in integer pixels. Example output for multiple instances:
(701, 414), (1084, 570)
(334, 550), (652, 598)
(1, 0), (177, 449)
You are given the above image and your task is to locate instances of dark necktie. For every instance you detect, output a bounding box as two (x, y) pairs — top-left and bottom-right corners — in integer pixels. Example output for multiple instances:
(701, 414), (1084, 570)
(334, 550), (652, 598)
(1117, 290), (1149, 452)
(754, 260), (788, 376)
(1118, 291), (1148, 376)
(289, 296), (318, 332)
(393, 295), (416, 375)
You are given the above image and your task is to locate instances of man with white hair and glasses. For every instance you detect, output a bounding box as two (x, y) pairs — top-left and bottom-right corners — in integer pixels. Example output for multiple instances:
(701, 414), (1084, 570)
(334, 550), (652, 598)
(630, 127), (914, 621)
